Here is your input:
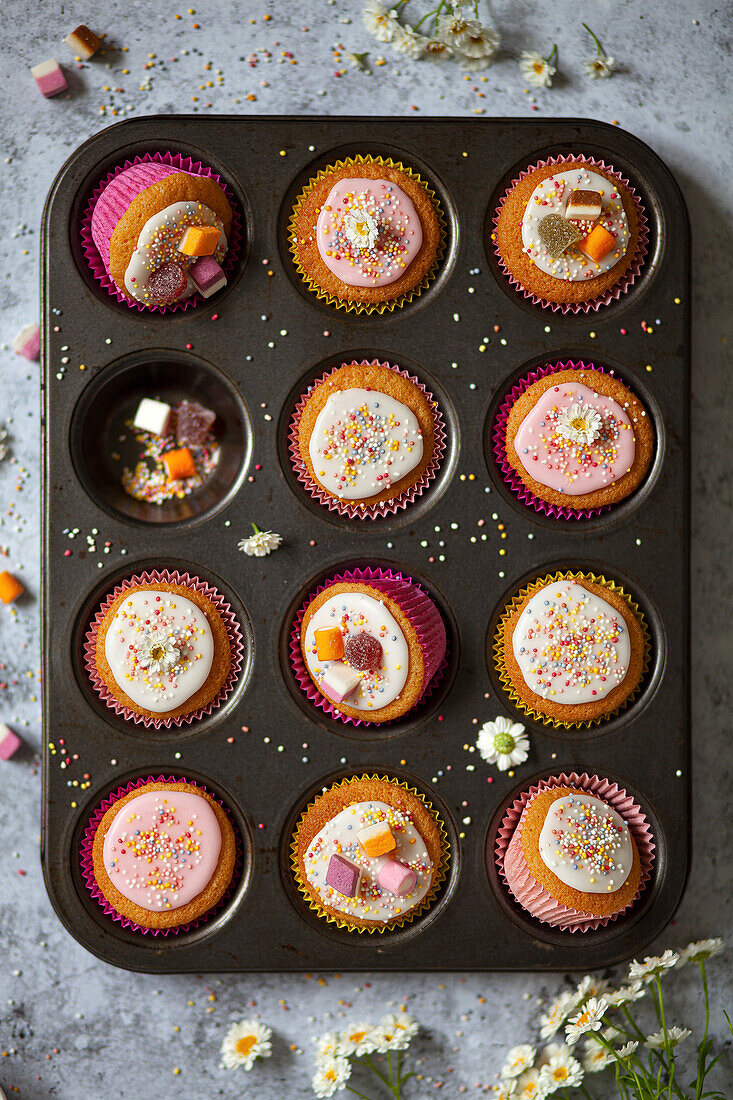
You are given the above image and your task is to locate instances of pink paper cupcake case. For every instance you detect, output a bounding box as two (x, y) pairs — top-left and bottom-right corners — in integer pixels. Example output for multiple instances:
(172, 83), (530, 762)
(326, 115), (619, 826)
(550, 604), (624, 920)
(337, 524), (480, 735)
(80, 774), (242, 937)
(494, 772), (655, 934)
(492, 154), (649, 314)
(81, 151), (243, 313)
(84, 568), (244, 729)
(493, 358), (633, 520)
(290, 566), (448, 728)
(288, 360), (447, 520)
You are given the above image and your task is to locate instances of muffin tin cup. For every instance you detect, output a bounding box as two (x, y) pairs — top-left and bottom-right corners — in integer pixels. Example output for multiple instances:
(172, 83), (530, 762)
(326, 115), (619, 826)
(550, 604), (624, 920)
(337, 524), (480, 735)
(491, 154), (649, 314)
(83, 568), (245, 729)
(493, 772), (655, 934)
(80, 150), (245, 314)
(289, 565), (448, 728)
(79, 773), (244, 937)
(288, 358), (447, 521)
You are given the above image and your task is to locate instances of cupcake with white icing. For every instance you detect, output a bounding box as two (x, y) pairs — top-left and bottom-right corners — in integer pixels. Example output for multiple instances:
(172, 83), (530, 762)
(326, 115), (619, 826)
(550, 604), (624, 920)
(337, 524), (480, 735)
(292, 774), (449, 932)
(494, 570), (649, 727)
(84, 152), (238, 311)
(288, 155), (444, 313)
(492, 154), (648, 312)
(290, 359), (446, 519)
(292, 566), (447, 725)
(495, 772), (655, 932)
(84, 569), (244, 728)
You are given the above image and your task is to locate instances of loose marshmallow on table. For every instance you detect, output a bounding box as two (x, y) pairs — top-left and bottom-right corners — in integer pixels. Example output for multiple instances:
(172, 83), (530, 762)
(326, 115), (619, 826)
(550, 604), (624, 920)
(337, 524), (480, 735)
(320, 662), (361, 705)
(190, 255), (227, 298)
(64, 24), (102, 60)
(31, 59), (68, 98)
(0, 723), (22, 760)
(133, 397), (172, 436)
(12, 323), (40, 361)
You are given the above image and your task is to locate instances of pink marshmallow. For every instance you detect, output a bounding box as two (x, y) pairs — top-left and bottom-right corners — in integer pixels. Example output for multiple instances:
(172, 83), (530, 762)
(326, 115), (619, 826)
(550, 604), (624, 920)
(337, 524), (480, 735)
(320, 662), (361, 705)
(0, 723), (22, 760)
(31, 59), (68, 98)
(12, 323), (40, 361)
(377, 859), (417, 897)
(190, 255), (227, 298)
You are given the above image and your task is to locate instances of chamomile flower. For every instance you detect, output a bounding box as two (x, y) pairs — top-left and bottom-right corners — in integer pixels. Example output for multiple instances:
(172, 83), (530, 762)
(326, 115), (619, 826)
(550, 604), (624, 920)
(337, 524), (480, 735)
(390, 22), (428, 59)
(645, 1026), (691, 1049)
(423, 38), (453, 62)
(363, 0), (398, 43)
(493, 1081), (518, 1099)
(581, 23), (617, 79)
(338, 1021), (379, 1057)
(221, 1020), (273, 1070)
(574, 976), (610, 1002)
(315, 1032), (343, 1061)
(518, 48), (557, 88)
(582, 1038), (612, 1073)
(677, 938), (724, 966)
(515, 1068), (549, 1100)
(312, 1054), (351, 1097)
(238, 523), (283, 557)
(477, 716), (529, 770)
(564, 997), (608, 1045)
(137, 630), (180, 674)
(556, 402), (602, 445)
(628, 949), (679, 983)
(373, 1012), (418, 1051)
(617, 1041), (639, 1059)
(539, 992), (583, 1039)
(501, 1044), (536, 1079)
(537, 1047), (584, 1091)
(604, 980), (646, 1007)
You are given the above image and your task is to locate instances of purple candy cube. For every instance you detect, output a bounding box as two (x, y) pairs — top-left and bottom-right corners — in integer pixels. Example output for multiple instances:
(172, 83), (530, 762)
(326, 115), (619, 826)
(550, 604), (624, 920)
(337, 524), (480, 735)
(0, 723), (22, 760)
(325, 853), (361, 898)
(31, 59), (68, 98)
(190, 255), (227, 298)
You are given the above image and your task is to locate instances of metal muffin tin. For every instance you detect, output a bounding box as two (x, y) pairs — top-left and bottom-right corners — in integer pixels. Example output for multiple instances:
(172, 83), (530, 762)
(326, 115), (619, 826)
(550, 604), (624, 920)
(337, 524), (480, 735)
(41, 116), (690, 972)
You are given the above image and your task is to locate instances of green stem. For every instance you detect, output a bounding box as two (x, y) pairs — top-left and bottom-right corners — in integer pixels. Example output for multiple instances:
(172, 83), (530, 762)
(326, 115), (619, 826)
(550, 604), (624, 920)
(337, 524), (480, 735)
(251, 522), (260, 534)
(346, 1087), (375, 1100)
(363, 1053), (391, 1088)
(546, 43), (558, 66)
(695, 960), (711, 1100)
(582, 22), (604, 57)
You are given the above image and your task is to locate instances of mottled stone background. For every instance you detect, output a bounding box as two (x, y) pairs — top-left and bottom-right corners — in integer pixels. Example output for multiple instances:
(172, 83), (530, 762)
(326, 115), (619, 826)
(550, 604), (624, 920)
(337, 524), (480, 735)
(0, 1), (731, 1096)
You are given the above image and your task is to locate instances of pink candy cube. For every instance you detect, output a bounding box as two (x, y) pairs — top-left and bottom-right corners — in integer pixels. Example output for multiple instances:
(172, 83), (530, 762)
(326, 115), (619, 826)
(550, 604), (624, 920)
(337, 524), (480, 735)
(377, 859), (417, 897)
(320, 662), (361, 705)
(0, 723), (22, 760)
(190, 255), (227, 298)
(31, 59), (68, 98)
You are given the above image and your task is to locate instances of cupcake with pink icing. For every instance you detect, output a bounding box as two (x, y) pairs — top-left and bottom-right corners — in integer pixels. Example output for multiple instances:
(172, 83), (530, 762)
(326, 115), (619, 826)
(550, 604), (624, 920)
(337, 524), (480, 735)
(82, 152), (238, 310)
(495, 773), (655, 933)
(288, 155), (444, 313)
(497, 362), (655, 518)
(86, 778), (238, 932)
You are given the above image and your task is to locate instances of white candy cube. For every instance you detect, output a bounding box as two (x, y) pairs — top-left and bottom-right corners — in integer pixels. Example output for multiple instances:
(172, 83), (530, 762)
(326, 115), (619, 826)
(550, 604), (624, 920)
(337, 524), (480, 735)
(133, 398), (172, 436)
(320, 662), (361, 705)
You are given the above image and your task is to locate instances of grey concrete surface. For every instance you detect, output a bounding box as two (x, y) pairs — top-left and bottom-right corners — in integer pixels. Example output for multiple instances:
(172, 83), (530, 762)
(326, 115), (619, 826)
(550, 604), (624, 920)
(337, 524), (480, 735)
(0, 0), (731, 1096)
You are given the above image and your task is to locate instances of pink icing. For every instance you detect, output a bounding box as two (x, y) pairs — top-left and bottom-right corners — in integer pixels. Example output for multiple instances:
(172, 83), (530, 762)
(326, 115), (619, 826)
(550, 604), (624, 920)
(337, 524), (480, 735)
(513, 381), (636, 496)
(315, 177), (423, 287)
(102, 789), (222, 911)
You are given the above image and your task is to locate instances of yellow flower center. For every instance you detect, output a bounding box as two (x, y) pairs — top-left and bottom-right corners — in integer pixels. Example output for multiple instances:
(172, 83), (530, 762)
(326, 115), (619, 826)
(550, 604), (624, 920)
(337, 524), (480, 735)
(235, 1035), (256, 1056)
(570, 416), (589, 433)
(149, 643), (165, 661)
(533, 61), (544, 73)
(350, 1030), (366, 1042)
(554, 1067), (568, 1080)
(325, 1070), (337, 1082)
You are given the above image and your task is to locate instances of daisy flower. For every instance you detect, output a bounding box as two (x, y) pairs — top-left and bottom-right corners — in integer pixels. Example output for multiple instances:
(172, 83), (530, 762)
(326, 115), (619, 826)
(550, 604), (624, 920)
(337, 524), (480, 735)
(518, 47), (557, 88)
(501, 1044), (536, 1079)
(0, 427), (8, 461)
(564, 997), (608, 1046)
(677, 937), (724, 966)
(363, 0), (398, 43)
(617, 1041), (639, 1059)
(582, 23), (616, 79)
(221, 1019), (273, 1070)
(514, 1068), (548, 1100)
(389, 22), (428, 59)
(343, 207), (380, 250)
(315, 1032), (343, 1061)
(312, 1054), (351, 1097)
(238, 523), (283, 557)
(477, 716), (529, 770)
(423, 37), (453, 62)
(604, 980), (646, 1007)
(137, 630), (180, 674)
(373, 1012), (418, 1051)
(645, 1026), (691, 1050)
(574, 975), (609, 1002)
(338, 1021), (379, 1057)
(556, 402), (602, 445)
(628, 949), (679, 983)
(539, 992), (582, 1039)
(493, 1082), (518, 1099)
(582, 1038), (612, 1074)
(537, 1047), (584, 1090)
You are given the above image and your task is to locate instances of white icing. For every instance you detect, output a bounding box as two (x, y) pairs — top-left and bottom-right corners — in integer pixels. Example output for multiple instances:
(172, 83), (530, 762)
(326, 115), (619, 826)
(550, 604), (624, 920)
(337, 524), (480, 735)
(303, 800), (434, 923)
(103, 589), (214, 713)
(521, 169), (629, 282)
(308, 387), (424, 500)
(512, 580), (631, 705)
(123, 201), (227, 305)
(537, 792), (633, 893)
(303, 592), (409, 711)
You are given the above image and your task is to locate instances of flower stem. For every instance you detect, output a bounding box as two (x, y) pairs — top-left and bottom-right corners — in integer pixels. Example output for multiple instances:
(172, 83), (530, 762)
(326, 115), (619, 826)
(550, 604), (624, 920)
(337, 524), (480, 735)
(364, 1053), (391, 1088)
(582, 22), (604, 57)
(346, 1087), (375, 1100)
(546, 43), (558, 66)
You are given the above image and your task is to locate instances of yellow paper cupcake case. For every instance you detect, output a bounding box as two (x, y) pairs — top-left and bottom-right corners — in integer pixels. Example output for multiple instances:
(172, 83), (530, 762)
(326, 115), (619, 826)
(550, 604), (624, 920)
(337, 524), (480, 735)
(290, 774), (451, 934)
(287, 155), (447, 315)
(493, 570), (651, 729)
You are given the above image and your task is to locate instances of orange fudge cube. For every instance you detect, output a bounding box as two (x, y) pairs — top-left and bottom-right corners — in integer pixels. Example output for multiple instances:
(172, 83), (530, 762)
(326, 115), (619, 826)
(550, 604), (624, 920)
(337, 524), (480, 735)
(162, 447), (198, 480)
(314, 627), (344, 661)
(177, 225), (222, 257)
(357, 821), (396, 858)
(0, 571), (24, 604)
(580, 223), (616, 263)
